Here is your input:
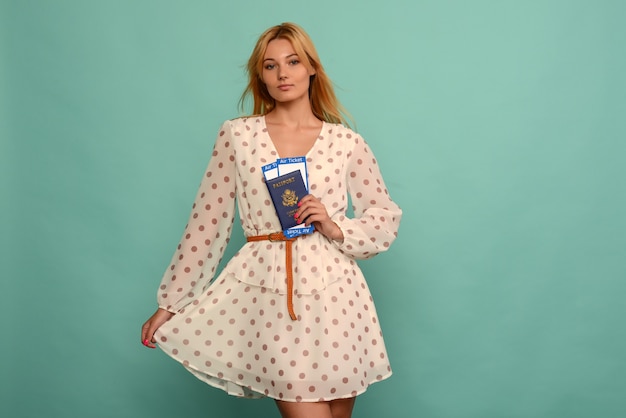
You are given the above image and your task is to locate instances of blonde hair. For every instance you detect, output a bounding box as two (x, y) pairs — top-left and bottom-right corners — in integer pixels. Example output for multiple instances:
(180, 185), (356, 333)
(239, 22), (352, 127)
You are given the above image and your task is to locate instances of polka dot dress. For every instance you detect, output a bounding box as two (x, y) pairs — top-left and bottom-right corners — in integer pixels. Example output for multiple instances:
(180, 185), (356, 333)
(154, 116), (402, 402)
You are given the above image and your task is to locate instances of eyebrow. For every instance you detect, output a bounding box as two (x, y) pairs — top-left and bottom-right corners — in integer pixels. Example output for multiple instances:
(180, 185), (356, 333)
(263, 53), (299, 62)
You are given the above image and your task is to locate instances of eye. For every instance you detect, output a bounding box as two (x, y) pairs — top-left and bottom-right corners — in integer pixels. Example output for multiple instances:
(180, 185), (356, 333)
(289, 59), (300, 65)
(264, 63), (275, 70)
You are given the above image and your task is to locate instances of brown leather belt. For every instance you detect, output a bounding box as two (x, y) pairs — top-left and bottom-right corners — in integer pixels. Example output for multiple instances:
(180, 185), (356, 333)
(246, 232), (299, 320)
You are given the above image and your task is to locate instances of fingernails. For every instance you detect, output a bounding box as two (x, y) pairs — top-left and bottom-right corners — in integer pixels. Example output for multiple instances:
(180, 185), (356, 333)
(143, 339), (150, 346)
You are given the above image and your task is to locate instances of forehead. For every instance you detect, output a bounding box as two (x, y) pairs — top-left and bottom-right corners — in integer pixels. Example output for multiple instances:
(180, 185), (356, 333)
(264, 38), (297, 59)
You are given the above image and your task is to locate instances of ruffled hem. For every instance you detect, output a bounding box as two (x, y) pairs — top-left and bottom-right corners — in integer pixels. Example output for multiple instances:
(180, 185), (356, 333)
(179, 363), (392, 402)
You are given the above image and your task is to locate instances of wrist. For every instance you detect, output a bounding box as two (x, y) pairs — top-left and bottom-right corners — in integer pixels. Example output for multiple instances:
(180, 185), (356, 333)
(330, 222), (344, 242)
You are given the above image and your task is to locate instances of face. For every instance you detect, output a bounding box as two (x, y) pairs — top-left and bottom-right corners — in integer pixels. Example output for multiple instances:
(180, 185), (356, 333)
(261, 38), (315, 104)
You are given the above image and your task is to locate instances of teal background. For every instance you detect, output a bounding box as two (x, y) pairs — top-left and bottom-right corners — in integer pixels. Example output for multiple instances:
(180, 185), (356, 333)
(2, 0), (625, 417)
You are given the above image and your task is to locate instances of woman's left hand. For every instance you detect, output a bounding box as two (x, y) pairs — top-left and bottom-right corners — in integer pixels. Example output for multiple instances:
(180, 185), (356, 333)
(295, 194), (344, 242)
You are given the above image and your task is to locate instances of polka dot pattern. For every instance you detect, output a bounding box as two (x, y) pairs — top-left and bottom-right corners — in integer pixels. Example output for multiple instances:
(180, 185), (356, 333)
(155, 117), (401, 402)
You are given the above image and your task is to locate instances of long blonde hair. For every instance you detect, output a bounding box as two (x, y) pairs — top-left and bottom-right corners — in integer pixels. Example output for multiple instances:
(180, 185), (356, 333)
(239, 22), (352, 127)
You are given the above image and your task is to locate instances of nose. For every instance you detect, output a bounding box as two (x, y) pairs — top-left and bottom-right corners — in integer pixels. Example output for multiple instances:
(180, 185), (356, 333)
(278, 67), (287, 80)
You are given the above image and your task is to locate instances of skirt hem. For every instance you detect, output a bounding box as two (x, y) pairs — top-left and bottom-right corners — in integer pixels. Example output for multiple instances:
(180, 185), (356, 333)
(159, 343), (392, 402)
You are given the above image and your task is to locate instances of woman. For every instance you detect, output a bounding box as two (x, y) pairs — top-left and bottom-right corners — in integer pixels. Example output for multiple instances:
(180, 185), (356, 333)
(141, 22), (402, 418)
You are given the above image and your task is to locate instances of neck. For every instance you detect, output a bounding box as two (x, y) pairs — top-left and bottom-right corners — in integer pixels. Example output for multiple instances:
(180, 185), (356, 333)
(267, 97), (319, 127)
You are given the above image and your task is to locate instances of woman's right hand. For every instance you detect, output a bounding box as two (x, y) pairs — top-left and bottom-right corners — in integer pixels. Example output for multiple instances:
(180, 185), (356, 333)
(141, 308), (175, 349)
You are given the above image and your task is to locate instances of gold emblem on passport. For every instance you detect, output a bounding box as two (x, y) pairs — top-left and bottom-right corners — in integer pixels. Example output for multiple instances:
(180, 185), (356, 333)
(281, 189), (298, 207)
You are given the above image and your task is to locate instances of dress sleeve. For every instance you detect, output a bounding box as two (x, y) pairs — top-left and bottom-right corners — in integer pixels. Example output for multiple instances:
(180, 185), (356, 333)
(157, 121), (237, 312)
(332, 134), (402, 259)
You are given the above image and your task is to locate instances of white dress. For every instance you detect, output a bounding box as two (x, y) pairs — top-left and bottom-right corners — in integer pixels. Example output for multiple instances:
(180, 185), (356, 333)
(154, 116), (402, 402)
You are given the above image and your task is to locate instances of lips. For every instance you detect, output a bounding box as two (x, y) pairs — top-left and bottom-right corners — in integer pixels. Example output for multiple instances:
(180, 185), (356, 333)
(278, 84), (293, 91)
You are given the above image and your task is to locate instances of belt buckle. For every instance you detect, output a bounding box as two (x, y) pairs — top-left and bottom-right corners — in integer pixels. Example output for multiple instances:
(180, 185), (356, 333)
(268, 233), (282, 242)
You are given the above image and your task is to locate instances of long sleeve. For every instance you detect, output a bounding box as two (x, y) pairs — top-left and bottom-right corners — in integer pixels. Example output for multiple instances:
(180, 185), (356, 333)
(332, 134), (402, 259)
(157, 122), (237, 312)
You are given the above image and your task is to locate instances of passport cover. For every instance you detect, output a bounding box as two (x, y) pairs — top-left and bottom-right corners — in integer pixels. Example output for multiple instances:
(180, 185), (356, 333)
(265, 169), (308, 230)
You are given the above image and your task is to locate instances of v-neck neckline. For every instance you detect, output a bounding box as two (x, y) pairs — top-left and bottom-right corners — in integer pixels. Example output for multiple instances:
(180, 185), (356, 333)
(261, 115), (325, 159)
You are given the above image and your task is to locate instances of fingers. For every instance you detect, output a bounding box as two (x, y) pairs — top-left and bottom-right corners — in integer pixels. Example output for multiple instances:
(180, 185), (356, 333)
(295, 195), (329, 225)
(141, 321), (157, 349)
(141, 308), (174, 349)
(295, 195), (343, 241)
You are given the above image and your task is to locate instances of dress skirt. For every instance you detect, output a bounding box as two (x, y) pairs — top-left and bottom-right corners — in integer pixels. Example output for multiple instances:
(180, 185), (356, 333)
(155, 271), (392, 402)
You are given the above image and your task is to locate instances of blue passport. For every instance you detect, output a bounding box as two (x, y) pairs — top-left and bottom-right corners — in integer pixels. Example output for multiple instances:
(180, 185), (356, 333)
(265, 170), (308, 230)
